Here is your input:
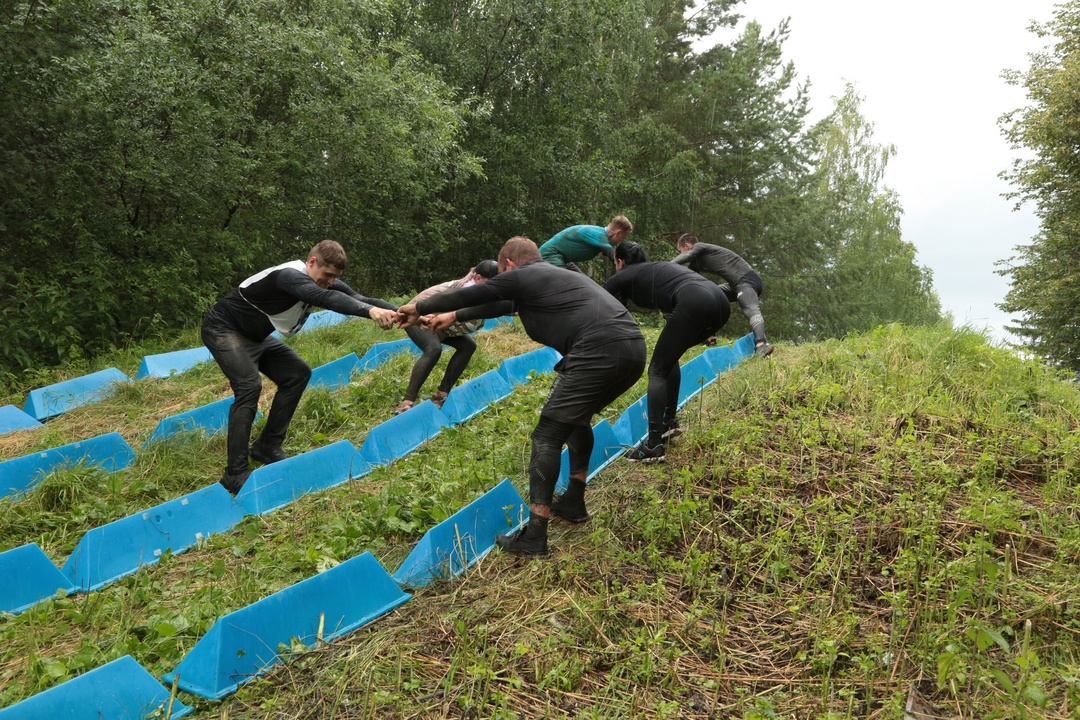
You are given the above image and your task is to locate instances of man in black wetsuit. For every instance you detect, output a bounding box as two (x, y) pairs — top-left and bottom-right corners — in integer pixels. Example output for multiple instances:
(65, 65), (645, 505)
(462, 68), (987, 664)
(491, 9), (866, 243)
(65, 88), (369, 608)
(202, 239), (398, 495)
(604, 242), (730, 462)
(672, 234), (773, 357)
(396, 236), (646, 557)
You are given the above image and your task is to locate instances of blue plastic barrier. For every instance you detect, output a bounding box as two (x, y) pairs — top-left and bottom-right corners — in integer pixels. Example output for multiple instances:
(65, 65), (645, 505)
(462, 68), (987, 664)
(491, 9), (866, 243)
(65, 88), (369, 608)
(163, 552), (410, 700)
(677, 352), (719, 408)
(0, 655), (192, 720)
(440, 369), (514, 425)
(497, 346), (560, 386)
(308, 353), (360, 391)
(0, 405), (42, 435)
(143, 396), (236, 446)
(0, 432), (136, 499)
(554, 419), (625, 494)
(300, 310), (352, 332)
(22, 368), (131, 421)
(237, 440), (370, 515)
(613, 395), (648, 449)
(62, 484), (245, 593)
(135, 346), (214, 380)
(393, 478), (527, 588)
(358, 401), (448, 466)
(0, 543), (74, 615)
(731, 332), (755, 359)
(357, 338), (418, 372)
(704, 345), (738, 375)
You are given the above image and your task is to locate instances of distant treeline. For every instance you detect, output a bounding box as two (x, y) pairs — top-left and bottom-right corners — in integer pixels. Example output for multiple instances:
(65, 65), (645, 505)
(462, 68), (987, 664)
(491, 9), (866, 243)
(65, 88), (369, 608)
(0, 0), (941, 375)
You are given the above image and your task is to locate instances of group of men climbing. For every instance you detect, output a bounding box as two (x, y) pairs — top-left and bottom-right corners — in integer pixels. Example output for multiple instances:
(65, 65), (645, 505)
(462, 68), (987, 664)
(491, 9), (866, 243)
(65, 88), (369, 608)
(201, 217), (774, 556)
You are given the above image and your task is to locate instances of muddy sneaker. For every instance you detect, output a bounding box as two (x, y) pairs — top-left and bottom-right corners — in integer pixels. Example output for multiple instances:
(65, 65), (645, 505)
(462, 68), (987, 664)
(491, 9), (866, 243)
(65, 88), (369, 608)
(219, 470), (251, 496)
(626, 441), (665, 463)
(495, 526), (549, 557)
(550, 495), (589, 523)
(661, 419), (683, 440)
(249, 443), (287, 465)
(755, 342), (775, 359)
(394, 399), (415, 415)
(431, 390), (449, 409)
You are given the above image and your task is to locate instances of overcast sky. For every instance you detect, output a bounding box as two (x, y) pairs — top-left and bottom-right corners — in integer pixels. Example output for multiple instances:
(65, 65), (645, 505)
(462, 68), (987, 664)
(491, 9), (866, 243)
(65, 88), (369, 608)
(717, 1), (1058, 345)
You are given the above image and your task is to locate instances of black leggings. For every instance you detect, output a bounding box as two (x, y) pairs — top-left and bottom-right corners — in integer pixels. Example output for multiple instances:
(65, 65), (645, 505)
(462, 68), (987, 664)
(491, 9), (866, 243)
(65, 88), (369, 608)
(402, 325), (476, 401)
(647, 284), (729, 443)
(528, 415), (594, 506)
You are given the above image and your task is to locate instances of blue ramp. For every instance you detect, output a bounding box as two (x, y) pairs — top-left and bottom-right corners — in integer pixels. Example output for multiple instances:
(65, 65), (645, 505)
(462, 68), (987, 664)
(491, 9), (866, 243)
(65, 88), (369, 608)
(357, 338), (418, 372)
(62, 484), (245, 593)
(554, 419), (625, 494)
(440, 369), (513, 425)
(163, 552), (410, 700)
(498, 346), (560, 386)
(358, 401), (447, 466)
(309, 353), (360, 391)
(393, 478), (527, 588)
(731, 332), (755, 360)
(22, 367), (131, 421)
(135, 346), (213, 379)
(479, 315), (514, 331)
(677, 352), (719, 408)
(0, 655), (192, 720)
(0, 543), (74, 615)
(704, 345), (738, 375)
(300, 310), (351, 332)
(237, 440), (370, 515)
(144, 396), (235, 446)
(0, 405), (42, 434)
(613, 395), (648, 448)
(0, 432), (136, 499)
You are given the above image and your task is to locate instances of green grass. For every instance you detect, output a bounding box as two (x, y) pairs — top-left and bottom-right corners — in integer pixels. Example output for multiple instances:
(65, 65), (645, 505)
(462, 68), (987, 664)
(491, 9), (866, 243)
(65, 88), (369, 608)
(3, 321), (1079, 718)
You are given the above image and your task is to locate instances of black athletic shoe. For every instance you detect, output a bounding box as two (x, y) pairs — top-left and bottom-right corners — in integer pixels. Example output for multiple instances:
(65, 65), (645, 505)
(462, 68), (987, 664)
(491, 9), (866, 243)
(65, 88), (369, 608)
(249, 443), (288, 465)
(661, 419), (683, 440)
(550, 495), (590, 523)
(495, 527), (549, 557)
(626, 441), (665, 463)
(219, 470), (251, 496)
(755, 342), (775, 359)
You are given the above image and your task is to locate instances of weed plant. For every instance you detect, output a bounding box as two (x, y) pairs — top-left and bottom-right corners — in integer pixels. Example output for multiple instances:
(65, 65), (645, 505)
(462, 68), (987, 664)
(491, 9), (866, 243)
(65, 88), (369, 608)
(5, 322), (1076, 719)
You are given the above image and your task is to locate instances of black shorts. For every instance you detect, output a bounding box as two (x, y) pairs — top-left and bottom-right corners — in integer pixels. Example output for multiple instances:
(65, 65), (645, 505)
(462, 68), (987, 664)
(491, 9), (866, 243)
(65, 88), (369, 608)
(541, 337), (647, 425)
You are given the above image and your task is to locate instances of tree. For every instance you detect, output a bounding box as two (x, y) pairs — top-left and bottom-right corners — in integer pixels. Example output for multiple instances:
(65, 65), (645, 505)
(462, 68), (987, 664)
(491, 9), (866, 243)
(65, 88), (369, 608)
(999, 3), (1080, 373)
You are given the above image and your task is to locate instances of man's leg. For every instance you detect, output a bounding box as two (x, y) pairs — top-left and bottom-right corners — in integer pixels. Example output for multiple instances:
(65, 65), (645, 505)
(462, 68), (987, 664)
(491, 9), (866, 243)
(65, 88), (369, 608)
(551, 424), (594, 523)
(735, 281), (770, 352)
(202, 322), (263, 486)
(253, 338), (311, 457)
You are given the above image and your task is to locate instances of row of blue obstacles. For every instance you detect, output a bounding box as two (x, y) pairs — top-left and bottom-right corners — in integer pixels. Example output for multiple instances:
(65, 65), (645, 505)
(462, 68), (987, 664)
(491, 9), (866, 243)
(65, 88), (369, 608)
(0, 333), (754, 720)
(0, 309), (403, 430)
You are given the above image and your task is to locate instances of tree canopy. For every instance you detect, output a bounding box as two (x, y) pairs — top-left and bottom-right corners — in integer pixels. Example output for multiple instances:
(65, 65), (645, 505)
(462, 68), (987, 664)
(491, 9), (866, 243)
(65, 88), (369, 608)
(0, 0), (944, 377)
(999, 2), (1080, 373)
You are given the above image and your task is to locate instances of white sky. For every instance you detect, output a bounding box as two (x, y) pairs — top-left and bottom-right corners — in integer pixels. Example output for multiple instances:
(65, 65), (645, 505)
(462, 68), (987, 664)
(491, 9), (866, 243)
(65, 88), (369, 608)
(717, 0), (1058, 345)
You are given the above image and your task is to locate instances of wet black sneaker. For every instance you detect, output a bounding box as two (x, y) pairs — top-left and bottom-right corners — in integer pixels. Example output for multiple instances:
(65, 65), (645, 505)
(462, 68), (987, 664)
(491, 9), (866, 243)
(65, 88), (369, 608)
(626, 441), (665, 463)
(550, 495), (589, 523)
(249, 443), (288, 465)
(661, 419), (683, 440)
(495, 527), (549, 557)
(755, 342), (775, 359)
(219, 470), (251, 496)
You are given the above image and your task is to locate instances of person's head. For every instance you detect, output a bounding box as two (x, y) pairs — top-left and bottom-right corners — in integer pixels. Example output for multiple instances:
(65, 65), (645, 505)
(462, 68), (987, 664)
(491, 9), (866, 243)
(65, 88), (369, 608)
(614, 241), (649, 270)
(676, 233), (698, 253)
(607, 215), (633, 245)
(306, 240), (347, 288)
(497, 236), (541, 272)
(472, 259), (499, 282)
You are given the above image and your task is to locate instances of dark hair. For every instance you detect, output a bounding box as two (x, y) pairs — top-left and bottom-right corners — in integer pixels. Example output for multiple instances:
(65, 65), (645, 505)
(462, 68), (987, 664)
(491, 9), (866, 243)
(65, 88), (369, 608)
(474, 259), (499, 279)
(615, 241), (649, 266)
(676, 233), (698, 249)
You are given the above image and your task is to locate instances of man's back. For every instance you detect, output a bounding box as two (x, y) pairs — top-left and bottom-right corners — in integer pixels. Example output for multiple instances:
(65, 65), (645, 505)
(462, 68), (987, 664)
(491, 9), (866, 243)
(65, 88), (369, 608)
(671, 242), (752, 286)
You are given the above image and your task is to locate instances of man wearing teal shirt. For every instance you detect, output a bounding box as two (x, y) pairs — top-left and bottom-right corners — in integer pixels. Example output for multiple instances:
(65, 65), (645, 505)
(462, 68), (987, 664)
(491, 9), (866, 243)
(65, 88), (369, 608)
(539, 215), (633, 272)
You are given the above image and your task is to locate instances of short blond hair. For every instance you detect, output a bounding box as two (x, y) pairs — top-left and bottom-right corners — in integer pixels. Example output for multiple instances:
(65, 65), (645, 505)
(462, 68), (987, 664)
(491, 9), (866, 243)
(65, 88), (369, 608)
(610, 215), (633, 234)
(310, 239), (347, 270)
(498, 236), (541, 266)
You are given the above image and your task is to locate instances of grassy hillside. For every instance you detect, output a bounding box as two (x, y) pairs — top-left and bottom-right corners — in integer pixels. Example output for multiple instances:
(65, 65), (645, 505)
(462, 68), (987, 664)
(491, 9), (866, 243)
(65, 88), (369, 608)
(2, 322), (1079, 719)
